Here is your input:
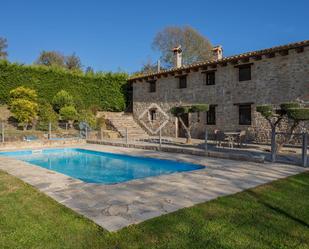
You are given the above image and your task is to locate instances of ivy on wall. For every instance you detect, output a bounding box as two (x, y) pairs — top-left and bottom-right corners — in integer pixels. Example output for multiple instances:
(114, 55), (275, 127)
(0, 61), (128, 111)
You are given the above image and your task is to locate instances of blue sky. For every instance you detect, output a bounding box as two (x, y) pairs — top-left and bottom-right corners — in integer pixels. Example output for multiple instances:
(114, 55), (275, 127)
(1, 0), (308, 73)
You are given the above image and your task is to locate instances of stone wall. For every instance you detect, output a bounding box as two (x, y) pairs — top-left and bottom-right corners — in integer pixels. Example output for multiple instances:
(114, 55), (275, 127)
(0, 139), (85, 151)
(132, 46), (309, 141)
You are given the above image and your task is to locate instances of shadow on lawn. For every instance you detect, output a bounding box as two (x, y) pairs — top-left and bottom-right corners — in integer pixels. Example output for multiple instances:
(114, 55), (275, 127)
(247, 189), (309, 229)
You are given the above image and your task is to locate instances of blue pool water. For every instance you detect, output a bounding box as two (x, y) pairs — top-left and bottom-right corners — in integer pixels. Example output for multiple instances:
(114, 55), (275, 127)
(0, 148), (204, 184)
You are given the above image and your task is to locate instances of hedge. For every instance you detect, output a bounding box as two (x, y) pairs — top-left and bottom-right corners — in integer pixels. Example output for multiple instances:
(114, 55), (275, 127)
(0, 60), (128, 111)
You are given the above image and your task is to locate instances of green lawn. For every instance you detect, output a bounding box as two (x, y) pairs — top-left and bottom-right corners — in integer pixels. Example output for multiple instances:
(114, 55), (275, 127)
(0, 170), (308, 249)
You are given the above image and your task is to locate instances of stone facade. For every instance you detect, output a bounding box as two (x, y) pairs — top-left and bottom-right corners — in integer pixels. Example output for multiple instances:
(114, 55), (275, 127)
(130, 41), (309, 141)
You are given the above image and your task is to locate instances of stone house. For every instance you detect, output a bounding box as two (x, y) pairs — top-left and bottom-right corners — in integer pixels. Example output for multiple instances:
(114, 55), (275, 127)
(128, 40), (309, 141)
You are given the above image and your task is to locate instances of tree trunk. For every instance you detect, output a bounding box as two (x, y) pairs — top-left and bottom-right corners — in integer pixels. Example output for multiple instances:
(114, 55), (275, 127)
(270, 125), (276, 162)
(276, 121), (299, 152)
(178, 117), (192, 144)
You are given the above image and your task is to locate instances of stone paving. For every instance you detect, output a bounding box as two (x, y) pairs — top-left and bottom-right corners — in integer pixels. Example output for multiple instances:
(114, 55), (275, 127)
(0, 144), (307, 231)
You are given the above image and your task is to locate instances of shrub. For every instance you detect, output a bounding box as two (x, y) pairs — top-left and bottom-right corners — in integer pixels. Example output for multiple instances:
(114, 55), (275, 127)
(9, 87), (38, 129)
(37, 102), (58, 131)
(78, 110), (96, 129)
(60, 106), (78, 128)
(10, 99), (38, 130)
(52, 90), (75, 112)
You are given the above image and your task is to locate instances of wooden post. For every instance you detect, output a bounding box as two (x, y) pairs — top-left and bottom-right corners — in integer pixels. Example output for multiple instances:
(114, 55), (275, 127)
(302, 132), (308, 167)
(271, 127), (276, 162)
(48, 122), (51, 139)
(1, 122), (4, 143)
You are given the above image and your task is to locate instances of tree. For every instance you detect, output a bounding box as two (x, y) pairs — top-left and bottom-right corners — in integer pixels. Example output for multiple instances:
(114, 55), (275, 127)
(256, 102), (309, 161)
(52, 90), (75, 112)
(37, 101), (59, 131)
(0, 37), (8, 60)
(9, 87), (38, 130)
(132, 57), (160, 77)
(35, 51), (65, 67)
(59, 106), (77, 128)
(65, 53), (82, 71)
(170, 104), (209, 143)
(152, 26), (213, 67)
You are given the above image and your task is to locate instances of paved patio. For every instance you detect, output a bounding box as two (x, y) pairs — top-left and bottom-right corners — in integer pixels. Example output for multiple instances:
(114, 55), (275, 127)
(0, 144), (307, 231)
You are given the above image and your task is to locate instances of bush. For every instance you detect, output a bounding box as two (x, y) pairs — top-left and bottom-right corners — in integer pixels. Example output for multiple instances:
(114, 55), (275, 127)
(52, 90), (75, 112)
(10, 99), (38, 129)
(9, 87), (39, 129)
(60, 106), (78, 123)
(0, 61), (128, 111)
(78, 110), (96, 129)
(37, 102), (58, 131)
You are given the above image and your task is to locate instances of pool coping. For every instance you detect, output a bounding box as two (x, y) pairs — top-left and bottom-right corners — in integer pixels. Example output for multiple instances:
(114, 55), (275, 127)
(0, 144), (307, 231)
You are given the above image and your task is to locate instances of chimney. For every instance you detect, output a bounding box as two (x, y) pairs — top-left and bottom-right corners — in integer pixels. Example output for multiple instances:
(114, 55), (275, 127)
(212, 45), (223, 60)
(172, 45), (182, 68)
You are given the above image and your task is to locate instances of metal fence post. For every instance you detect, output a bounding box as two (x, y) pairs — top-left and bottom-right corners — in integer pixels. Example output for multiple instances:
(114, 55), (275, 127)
(1, 122), (4, 143)
(159, 128), (162, 150)
(302, 132), (308, 167)
(125, 128), (128, 145)
(204, 128), (208, 153)
(271, 128), (276, 162)
(85, 126), (88, 140)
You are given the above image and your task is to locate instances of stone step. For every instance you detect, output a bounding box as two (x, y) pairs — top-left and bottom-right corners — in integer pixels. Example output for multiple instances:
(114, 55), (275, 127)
(103, 112), (149, 139)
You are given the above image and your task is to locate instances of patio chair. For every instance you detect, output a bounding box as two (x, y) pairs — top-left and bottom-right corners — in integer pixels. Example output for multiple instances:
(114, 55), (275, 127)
(236, 130), (246, 147)
(224, 134), (236, 148)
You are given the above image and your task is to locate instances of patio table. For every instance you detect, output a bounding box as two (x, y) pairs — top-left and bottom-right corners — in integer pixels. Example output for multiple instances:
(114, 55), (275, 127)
(224, 132), (241, 148)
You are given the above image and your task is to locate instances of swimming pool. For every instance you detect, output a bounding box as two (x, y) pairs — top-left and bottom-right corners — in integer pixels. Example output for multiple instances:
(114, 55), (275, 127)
(0, 148), (204, 184)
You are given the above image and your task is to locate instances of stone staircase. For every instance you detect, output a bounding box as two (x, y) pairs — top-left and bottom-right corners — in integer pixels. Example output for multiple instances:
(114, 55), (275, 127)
(103, 112), (149, 139)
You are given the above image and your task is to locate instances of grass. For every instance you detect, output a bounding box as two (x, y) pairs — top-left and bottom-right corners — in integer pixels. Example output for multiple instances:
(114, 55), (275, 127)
(0, 170), (308, 249)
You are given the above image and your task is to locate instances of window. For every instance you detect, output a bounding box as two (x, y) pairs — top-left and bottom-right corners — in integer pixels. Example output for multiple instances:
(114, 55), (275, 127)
(206, 105), (216, 125)
(179, 75), (187, 89)
(149, 80), (156, 93)
(239, 104), (252, 125)
(206, 71), (215, 85)
(238, 65), (251, 81)
(149, 109), (156, 122)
